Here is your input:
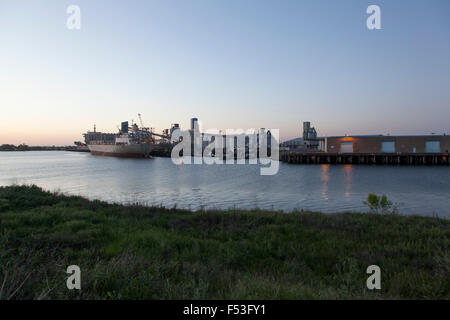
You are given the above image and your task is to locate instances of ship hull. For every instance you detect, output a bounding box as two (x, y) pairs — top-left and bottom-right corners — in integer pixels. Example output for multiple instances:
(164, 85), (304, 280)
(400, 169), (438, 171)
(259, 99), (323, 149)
(87, 144), (153, 158)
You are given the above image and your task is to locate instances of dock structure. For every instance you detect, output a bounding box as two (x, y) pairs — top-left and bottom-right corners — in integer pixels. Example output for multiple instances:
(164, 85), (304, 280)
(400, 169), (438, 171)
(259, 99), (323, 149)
(280, 124), (450, 165)
(281, 151), (450, 166)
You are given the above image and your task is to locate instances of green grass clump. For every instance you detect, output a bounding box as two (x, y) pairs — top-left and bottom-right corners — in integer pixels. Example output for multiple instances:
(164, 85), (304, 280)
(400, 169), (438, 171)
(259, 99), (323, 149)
(0, 185), (448, 299)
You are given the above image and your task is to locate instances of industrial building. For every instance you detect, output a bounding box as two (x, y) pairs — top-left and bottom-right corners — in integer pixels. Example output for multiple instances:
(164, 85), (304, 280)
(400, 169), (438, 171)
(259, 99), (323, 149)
(324, 135), (450, 154)
(280, 122), (450, 165)
(282, 121), (450, 154)
(280, 121), (320, 151)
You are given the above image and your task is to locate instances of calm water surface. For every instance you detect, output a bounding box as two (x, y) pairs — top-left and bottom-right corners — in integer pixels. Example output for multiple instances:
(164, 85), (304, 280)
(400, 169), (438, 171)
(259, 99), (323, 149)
(0, 151), (449, 218)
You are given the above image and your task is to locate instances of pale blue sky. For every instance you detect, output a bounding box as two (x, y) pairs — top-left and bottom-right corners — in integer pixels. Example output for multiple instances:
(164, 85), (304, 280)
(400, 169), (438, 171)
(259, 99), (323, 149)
(0, 0), (449, 144)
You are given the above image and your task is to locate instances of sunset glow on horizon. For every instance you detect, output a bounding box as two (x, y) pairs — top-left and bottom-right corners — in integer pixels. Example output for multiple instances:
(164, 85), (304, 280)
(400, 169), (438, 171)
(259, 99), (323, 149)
(1, 0), (449, 145)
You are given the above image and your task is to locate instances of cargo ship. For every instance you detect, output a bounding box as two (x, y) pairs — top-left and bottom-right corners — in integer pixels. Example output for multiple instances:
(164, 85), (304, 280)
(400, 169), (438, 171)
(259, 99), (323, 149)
(83, 119), (158, 158)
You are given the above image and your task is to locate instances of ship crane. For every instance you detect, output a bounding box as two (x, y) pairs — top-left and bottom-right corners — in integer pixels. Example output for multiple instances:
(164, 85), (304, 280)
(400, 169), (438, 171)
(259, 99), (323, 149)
(136, 113), (170, 140)
(137, 113), (149, 130)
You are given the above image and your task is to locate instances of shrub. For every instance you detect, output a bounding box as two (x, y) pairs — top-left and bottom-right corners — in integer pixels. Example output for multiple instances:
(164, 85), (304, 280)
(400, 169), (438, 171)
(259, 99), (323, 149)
(364, 194), (397, 214)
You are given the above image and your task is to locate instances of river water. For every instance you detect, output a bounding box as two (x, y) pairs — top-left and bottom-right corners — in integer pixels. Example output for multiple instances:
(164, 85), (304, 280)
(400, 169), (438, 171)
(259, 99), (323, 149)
(0, 151), (449, 218)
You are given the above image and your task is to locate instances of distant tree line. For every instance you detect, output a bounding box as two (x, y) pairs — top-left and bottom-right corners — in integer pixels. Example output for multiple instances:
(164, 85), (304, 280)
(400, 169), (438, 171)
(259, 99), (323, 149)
(0, 144), (18, 151)
(0, 144), (73, 151)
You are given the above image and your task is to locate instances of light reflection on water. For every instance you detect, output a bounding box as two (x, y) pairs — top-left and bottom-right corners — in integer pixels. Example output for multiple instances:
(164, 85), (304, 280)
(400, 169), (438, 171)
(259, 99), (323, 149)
(320, 164), (329, 201)
(343, 164), (352, 198)
(0, 151), (449, 218)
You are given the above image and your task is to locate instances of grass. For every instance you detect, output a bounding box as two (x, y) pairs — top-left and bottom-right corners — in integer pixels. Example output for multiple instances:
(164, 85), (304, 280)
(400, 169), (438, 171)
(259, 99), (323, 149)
(0, 185), (448, 300)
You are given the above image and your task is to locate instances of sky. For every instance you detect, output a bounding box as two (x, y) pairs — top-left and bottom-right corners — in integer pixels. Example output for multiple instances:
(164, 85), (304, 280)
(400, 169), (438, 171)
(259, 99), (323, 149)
(0, 0), (449, 145)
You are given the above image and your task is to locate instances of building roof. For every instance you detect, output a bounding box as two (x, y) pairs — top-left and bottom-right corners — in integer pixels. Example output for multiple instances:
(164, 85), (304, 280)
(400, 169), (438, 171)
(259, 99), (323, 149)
(323, 134), (448, 139)
(281, 137), (304, 145)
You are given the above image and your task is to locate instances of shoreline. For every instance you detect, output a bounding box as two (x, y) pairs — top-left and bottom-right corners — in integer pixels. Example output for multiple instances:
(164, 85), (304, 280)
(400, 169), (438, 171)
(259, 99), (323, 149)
(0, 185), (448, 299)
(0, 177), (449, 220)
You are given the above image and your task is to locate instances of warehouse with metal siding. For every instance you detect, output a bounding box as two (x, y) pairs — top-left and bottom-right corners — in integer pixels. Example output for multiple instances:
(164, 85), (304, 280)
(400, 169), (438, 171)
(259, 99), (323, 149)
(325, 135), (450, 154)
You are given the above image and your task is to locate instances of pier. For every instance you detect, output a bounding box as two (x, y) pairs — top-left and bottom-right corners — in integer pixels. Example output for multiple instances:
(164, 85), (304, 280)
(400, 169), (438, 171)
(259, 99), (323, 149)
(280, 151), (450, 165)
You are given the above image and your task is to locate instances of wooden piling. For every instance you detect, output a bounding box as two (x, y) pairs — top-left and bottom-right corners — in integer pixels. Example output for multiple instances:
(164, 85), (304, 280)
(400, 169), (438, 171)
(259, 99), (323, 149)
(281, 151), (450, 166)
